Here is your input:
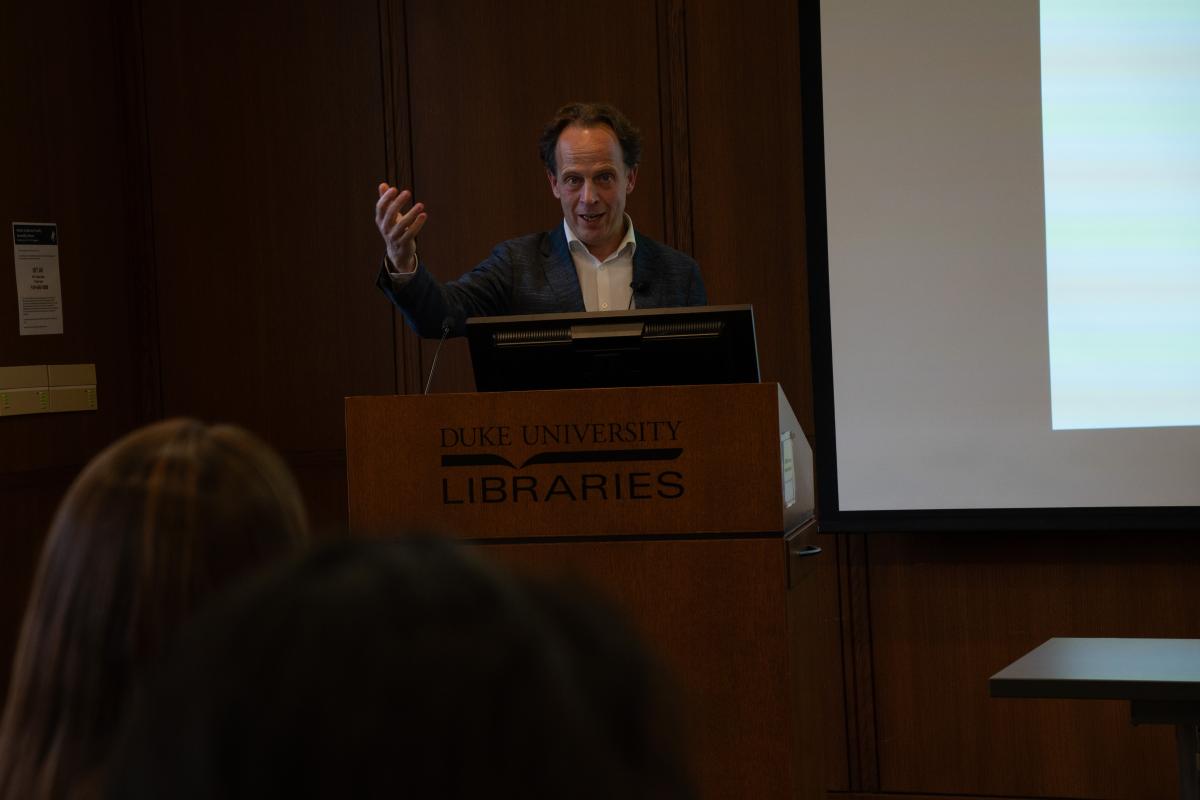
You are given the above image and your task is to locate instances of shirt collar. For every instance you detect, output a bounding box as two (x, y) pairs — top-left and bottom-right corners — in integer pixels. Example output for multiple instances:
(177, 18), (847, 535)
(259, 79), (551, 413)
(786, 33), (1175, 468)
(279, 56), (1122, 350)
(563, 215), (637, 262)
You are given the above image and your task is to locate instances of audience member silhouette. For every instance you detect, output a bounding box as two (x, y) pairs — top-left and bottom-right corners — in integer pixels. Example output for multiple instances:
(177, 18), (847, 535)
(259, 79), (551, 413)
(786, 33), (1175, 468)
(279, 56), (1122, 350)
(0, 419), (310, 800)
(521, 575), (694, 799)
(106, 536), (695, 800)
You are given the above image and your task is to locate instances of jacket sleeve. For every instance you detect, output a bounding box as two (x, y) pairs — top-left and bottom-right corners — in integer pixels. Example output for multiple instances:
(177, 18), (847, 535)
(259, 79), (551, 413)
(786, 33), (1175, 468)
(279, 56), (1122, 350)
(686, 260), (707, 306)
(375, 243), (517, 339)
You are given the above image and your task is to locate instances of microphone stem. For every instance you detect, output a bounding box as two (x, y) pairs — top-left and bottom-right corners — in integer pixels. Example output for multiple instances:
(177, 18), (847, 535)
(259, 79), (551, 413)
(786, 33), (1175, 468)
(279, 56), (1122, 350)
(424, 323), (452, 394)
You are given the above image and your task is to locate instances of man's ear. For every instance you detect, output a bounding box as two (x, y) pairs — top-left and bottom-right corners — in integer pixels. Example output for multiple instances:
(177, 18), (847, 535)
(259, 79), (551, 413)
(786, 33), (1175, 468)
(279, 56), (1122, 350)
(547, 169), (561, 199)
(626, 164), (639, 194)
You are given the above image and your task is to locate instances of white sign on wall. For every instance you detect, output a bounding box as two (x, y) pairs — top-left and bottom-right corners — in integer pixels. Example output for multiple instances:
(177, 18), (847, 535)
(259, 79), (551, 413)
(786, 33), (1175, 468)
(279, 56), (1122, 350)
(12, 222), (64, 336)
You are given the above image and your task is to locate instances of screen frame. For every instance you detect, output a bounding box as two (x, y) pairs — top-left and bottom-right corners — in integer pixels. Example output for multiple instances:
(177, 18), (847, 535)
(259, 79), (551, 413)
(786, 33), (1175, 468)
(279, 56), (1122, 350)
(800, 1), (1200, 533)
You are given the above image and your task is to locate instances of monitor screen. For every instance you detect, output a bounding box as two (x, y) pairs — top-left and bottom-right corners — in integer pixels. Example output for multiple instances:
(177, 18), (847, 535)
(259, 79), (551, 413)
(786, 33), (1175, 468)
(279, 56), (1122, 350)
(466, 305), (760, 392)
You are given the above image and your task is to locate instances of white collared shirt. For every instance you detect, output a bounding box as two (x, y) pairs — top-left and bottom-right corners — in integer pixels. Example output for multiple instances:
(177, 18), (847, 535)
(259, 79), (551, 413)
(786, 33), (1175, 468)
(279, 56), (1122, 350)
(563, 215), (637, 312)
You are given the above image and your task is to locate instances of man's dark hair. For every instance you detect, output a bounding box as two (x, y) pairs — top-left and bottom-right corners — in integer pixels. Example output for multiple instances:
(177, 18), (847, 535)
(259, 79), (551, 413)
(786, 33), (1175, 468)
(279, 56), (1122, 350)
(538, 102), (642, 175)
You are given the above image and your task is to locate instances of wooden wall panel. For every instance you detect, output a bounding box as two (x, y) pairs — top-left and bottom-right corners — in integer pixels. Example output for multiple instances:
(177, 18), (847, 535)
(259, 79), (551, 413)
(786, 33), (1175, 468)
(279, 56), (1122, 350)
(820, 532), (853, 792)
(402, 0), (667, 394)
(655, 0), (693, 256)
(0, 0), (152, 709)
(0, 1), (150, 472)
(288, 453), (350, 534)
(868, 532), (1199, 799)
(140, 1), (395, 454)
(685, 0), (814, 437)
(0, 477), (72, 709)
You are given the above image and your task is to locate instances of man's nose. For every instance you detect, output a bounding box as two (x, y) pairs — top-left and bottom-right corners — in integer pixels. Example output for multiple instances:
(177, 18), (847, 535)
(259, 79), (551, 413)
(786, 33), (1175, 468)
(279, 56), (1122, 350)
(580, 180), (598, 204)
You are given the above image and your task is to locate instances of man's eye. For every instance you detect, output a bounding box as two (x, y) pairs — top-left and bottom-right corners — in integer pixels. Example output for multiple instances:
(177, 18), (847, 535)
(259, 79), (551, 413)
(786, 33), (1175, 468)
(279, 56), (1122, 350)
(565, 176), (582, 186)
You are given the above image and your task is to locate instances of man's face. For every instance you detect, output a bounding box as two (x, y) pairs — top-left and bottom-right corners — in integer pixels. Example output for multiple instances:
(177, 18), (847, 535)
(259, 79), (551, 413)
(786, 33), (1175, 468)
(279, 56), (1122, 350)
(547, 123), (638, 260)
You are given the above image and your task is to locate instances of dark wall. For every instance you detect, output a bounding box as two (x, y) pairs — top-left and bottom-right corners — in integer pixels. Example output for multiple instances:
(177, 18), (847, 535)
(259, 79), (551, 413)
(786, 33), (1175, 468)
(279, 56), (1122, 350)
(139, 1), (396, 524)
(2, 2), (1193, 799)
(0, 0), (155, 704)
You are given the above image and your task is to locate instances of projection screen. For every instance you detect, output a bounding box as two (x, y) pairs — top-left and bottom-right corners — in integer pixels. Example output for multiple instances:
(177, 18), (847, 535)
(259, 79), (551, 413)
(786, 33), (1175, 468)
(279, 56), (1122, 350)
(805, 0), (1200, 530)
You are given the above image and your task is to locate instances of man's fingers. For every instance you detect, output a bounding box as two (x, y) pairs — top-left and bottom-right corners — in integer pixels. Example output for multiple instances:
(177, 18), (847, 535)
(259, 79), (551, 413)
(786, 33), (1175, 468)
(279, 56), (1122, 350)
(374, 186), (425, 271)
(375, 187), (413, 226)
(378, 189), (409, 220)
(395, 212), (428, 246)
(388, 203), (424, 236)
(375, 188), (399, 224)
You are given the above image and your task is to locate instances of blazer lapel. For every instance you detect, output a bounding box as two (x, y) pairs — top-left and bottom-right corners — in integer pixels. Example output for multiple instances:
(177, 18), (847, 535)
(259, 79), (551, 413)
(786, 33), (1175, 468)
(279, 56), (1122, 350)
(631, 233), (656, 308)
(543, 225), (585, 312)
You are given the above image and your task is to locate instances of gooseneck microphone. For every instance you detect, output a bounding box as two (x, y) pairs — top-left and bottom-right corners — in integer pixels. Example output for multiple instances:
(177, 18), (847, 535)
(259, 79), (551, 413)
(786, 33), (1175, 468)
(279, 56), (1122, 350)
(423, 316), (454, 395)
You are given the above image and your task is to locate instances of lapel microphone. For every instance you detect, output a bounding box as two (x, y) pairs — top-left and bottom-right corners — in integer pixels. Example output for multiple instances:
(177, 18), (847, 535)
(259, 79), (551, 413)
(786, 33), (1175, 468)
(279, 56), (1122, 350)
(423, 316), (455, 395)
(628, 280), (648, 309)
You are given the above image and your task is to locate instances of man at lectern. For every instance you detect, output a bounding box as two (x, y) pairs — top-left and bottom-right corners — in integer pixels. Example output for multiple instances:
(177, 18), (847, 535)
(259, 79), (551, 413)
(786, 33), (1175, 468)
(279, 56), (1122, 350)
(374, 102), (706, 338)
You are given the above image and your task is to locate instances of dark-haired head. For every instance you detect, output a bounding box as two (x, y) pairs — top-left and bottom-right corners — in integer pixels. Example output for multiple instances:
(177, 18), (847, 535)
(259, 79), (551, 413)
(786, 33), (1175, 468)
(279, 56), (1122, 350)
(538, 101), (642, 175)
(108, 536), (694, 800)
(522, 576), (695, 799)
(0, 418), (309, 800)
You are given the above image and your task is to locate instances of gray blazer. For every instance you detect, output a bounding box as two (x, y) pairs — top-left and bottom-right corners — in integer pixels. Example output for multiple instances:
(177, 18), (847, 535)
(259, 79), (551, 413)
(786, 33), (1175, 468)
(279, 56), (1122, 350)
(377, 225), (706, 338)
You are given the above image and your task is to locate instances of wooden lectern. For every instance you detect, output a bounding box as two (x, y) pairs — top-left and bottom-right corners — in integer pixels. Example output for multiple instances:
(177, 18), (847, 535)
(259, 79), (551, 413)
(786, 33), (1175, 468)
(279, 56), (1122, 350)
(346, 382), (822, 800)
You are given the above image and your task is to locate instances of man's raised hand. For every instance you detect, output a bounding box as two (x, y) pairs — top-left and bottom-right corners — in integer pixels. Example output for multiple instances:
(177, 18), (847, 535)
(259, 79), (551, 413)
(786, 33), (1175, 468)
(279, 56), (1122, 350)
(375, 183), (428, 274)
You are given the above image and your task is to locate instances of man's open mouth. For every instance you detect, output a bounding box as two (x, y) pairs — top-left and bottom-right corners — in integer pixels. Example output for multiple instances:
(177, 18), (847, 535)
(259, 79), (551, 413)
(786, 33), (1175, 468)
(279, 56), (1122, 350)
(580, 213), (604, 222)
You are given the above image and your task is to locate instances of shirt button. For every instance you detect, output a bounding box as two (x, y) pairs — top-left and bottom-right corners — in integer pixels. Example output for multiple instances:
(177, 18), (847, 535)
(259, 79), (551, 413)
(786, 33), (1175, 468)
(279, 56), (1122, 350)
(600, 302), (609, 310)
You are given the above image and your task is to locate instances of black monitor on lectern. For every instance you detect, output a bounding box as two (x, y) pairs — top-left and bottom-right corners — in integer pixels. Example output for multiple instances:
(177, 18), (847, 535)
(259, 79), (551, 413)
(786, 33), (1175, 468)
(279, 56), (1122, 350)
(466, 304), (760, 392)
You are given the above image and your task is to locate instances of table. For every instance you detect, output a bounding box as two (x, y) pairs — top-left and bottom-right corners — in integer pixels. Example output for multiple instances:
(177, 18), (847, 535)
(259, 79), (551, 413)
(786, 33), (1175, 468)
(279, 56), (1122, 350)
(990, 637), (1200, 800)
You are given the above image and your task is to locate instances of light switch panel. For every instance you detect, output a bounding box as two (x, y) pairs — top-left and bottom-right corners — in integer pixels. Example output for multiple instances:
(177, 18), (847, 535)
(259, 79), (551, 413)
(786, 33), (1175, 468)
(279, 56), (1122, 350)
(48, 363), (97, 387)
(0, 363), (96, 415)
(48, 386), (97, 413)
(0, 365), (49, 390)
(0, 388), (50, 416)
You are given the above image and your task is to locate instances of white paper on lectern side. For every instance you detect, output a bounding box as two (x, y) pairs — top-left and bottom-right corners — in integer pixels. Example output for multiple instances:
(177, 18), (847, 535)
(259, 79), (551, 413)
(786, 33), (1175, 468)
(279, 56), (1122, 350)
(781, 431), (797, 509)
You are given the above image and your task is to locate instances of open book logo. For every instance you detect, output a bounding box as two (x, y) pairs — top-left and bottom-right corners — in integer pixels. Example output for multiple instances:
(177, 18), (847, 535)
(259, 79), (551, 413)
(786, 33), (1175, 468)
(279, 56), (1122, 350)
(441, 448), (683, 469)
